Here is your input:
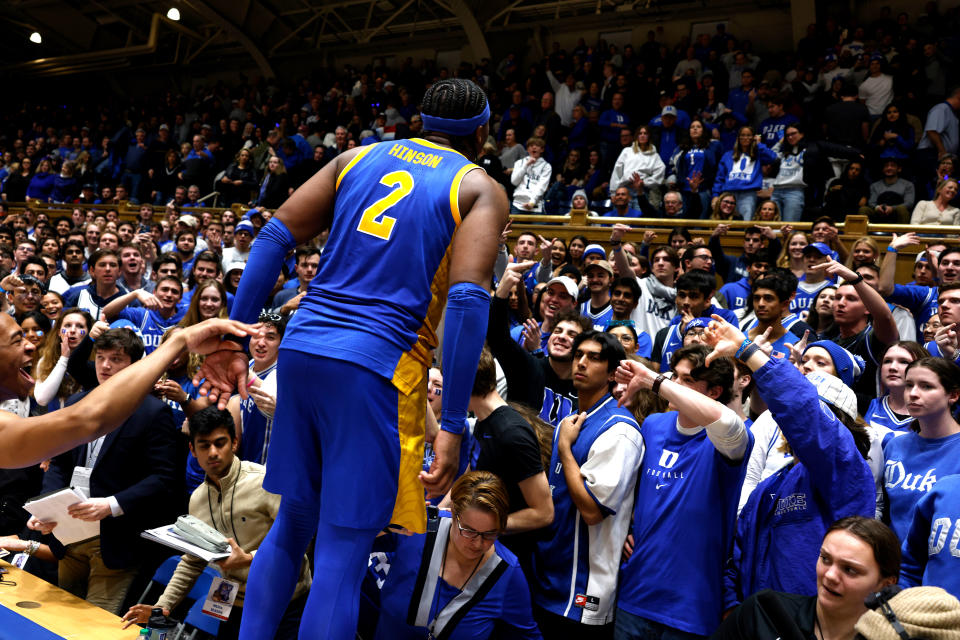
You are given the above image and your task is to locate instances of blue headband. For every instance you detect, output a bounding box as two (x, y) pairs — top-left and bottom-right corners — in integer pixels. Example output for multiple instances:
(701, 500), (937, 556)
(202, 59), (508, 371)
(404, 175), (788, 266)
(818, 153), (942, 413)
(420, 102), (490, 137)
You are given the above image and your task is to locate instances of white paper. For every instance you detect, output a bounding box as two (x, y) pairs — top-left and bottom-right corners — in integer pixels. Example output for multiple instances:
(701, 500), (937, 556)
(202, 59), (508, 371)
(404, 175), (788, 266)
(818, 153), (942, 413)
(140, 525), (230, 563)
(23, 488), (100, 546)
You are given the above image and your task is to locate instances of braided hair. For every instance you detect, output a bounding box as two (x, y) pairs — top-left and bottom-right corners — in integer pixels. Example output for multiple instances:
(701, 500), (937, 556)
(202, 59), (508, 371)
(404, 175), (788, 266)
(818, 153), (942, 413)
(420, 79), (488, 156)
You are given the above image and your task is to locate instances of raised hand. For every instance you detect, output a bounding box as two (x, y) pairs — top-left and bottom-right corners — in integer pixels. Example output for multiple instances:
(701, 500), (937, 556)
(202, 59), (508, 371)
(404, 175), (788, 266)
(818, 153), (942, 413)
(495, 260), (536, 299)
(808, 256), (857, 283)
(785, 330), (811, 367)
(189, 319), (260, 410)
(889, 232), (920, 252)
(521, 318), (541, 352)
(610, 223), (631, 244)
(702, 315), (748, 365)
(935, 323), (959, 359)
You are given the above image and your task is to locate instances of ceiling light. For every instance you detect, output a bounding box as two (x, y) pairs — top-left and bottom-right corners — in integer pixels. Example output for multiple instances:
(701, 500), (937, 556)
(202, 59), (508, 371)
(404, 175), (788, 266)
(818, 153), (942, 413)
(29, 31), (41, 44)
(166, 8), (181, 21)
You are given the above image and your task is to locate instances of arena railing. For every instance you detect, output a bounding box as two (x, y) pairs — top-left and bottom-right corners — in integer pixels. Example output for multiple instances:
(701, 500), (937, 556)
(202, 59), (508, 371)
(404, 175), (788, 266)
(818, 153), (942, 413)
(8, 203), (952, 283)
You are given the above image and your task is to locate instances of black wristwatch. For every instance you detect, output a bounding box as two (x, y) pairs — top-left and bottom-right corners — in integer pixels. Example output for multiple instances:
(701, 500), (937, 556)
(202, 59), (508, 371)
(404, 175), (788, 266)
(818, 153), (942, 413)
(848, 272), (864, 286)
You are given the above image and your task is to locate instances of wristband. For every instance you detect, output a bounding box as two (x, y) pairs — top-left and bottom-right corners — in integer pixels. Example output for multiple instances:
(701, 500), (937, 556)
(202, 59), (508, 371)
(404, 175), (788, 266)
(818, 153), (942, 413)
(886, 246), (898, 253)
(223, 333), (250, 354)
(738, 343), (760, 362)
(734, 338), (752, 359)
(651, 374), (666, 395)
(847, 272), (864, 286)
(613, 246), (623, 253)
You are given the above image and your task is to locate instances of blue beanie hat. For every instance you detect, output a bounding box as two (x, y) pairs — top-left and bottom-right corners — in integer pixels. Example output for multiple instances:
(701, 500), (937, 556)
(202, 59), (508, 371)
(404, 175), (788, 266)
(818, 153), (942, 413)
(803, 340), (865, 388)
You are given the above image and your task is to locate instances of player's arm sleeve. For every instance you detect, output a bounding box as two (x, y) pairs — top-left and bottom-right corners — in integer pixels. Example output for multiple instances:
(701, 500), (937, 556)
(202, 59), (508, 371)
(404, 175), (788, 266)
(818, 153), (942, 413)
(738, 414), (778, 516)
(439, 282), (490, 435)
(229, 217), (298, 324)
(900, 487), (937, 588)
(580, 424), (645, 516)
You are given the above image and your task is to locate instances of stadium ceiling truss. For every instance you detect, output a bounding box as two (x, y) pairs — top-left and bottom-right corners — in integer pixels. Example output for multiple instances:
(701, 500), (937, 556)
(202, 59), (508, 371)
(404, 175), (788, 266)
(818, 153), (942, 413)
(0, 0), (781, 78)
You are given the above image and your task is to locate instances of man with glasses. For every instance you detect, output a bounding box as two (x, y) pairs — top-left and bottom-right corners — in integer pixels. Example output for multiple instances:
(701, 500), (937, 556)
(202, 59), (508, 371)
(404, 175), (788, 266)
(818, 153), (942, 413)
(5, 274), (44, 319)
(531, 331), (644, 637)
(682, 243), (716, 274)
(49, 240), (91, 295)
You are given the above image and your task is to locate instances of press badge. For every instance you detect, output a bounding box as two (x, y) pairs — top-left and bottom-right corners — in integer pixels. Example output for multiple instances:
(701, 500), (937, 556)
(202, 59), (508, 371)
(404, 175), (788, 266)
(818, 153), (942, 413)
(70, 467), (93, 499)
(10, 553), (28, 570)
(202, 577), (239, 621)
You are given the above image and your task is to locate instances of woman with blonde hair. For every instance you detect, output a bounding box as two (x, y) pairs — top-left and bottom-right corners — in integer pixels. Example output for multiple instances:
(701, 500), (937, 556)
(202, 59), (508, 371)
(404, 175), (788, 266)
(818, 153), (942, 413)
(710, 191), (743, 221)
(610, 125), (666, 208)
(754, 200), (780, 222)
(910, 178), (960, 226)
(777, 230), (808, 278)
(848, 236), (880, 268)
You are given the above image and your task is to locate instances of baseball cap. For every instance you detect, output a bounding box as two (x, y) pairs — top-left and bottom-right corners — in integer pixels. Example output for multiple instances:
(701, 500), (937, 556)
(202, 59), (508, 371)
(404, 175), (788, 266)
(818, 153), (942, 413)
(235, 220), (255, 235)
(583, 259), (613, 277)
(177, 215), (198, 228)
(661, 105), (678, 117)
(805, 370), (858, 421)
(582, 244), (606, 260)
(802, 242), (839, 261)
(545, 276), (578, 299)
(683, 317), (712, 335)
(225, 261), (246, 275)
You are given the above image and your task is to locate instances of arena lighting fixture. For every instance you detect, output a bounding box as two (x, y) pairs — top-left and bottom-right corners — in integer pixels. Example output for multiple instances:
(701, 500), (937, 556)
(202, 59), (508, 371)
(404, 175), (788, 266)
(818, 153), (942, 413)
(166, 7), (181, 21)
(29, 31), (41, 44)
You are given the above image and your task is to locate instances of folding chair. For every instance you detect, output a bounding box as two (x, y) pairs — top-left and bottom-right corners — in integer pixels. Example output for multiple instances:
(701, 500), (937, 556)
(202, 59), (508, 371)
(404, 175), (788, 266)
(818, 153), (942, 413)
(134, 555), (181, 605)
(173, 596), (221, 640)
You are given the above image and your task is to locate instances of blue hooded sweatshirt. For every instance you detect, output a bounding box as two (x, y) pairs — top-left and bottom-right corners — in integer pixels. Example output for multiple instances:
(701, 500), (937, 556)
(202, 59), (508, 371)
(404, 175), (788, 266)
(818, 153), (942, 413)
(724, 358), (875, 608)
(713, 143), (778, 196)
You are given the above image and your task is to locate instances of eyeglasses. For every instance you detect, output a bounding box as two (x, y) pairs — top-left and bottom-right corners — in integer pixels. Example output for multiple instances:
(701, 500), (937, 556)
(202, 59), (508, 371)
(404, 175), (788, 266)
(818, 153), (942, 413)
(693, 253), (714, 262)
(455, 515), (499, 541)
(258, 312), (282, 323)
(16, 288), (42, 299)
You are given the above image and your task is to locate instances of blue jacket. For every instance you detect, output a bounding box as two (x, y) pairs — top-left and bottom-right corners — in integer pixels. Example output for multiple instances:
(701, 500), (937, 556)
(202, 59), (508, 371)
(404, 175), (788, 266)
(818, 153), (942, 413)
(672, 140), (723, 192)
(900, 474), (960, 599)
(713, 143), (778, 195)
(725, 358), (874, 608)
(26, 172), (56, 201)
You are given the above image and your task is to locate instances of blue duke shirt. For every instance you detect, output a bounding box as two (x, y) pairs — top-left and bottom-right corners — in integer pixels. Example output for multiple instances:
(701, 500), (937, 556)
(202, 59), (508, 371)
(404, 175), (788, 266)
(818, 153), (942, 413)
(531, 395), (644, 625)
(884, 431), (960, 541)
(900, 474), (960, 599)
(618, 407), (751, 635)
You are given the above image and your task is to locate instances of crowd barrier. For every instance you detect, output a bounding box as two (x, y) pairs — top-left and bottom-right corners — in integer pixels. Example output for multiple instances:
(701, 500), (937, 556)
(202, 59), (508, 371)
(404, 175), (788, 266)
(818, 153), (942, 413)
(7, 202), (952, 284)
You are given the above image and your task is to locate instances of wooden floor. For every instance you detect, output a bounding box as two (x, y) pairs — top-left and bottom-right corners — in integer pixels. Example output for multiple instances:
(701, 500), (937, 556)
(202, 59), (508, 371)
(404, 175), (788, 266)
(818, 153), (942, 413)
(0, 560), (131, 640)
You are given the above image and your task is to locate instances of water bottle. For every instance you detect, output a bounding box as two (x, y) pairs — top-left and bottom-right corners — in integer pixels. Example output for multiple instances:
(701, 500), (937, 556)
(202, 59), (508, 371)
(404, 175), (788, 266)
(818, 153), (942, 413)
(146, 608), (176, 640)
(138, 629), (150, 639)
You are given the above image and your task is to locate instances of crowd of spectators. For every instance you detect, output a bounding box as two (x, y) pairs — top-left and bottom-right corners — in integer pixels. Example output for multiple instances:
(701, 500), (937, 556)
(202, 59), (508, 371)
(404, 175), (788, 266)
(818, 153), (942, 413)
(1, 5), (960, 640)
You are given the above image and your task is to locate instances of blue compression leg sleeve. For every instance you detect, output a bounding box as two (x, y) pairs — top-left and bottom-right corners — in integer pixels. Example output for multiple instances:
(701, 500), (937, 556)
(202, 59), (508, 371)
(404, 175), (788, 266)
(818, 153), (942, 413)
(238, 497), (319, 640)
(230, 217), (298, 324)
(298, 522), (380, 640)
(440, 282), (491, 434)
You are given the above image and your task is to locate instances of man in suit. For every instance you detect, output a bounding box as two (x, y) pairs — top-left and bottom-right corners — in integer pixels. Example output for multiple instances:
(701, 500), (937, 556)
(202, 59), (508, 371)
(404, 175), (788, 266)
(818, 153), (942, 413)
(32, 328), (181, 614)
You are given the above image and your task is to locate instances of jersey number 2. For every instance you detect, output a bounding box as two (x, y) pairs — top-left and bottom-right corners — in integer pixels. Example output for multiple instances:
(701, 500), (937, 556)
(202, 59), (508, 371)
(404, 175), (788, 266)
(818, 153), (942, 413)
(356, 170), (414, 241)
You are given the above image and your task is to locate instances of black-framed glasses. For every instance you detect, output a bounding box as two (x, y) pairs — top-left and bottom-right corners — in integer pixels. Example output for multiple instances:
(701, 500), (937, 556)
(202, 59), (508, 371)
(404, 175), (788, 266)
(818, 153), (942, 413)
(455, 515), (499, 541)
(259, 312), (282, 323)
